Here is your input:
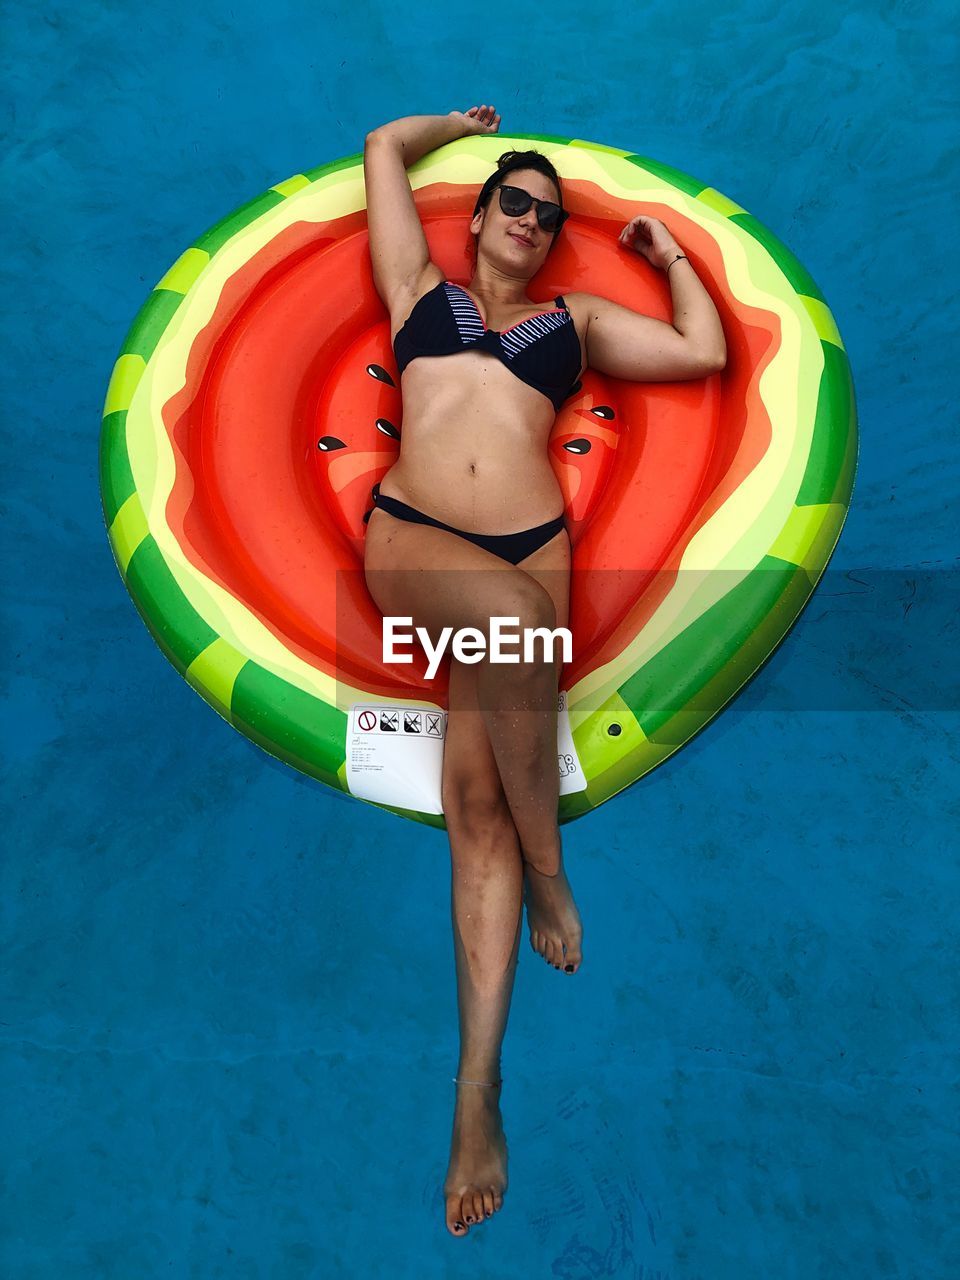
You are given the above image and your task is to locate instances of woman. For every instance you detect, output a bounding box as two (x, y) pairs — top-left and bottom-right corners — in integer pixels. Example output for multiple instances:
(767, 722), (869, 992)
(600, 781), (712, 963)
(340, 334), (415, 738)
(362, 104), (726, 1237)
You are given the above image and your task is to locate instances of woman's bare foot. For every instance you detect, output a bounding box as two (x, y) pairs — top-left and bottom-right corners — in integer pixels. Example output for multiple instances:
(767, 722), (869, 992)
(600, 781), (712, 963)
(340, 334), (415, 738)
(523, 857), (584, 973)
(443, 1082), (508, 1235)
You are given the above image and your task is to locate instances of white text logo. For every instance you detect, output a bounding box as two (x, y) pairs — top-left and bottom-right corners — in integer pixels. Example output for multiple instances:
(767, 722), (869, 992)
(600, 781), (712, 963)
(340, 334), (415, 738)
(382, 616), (572, 680)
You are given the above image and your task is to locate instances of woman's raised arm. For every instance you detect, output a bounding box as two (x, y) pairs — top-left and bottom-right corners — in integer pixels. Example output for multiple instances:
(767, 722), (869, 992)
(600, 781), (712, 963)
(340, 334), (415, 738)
(363, 107), (501, 311)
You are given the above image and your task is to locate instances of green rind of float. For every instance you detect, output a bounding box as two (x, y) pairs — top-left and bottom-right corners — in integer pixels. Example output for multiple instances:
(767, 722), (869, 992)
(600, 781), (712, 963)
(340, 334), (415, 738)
(183, 637), (248, 720)
(229, 663), (349, 793)
(729, 212), (828, 306)
(366, 799), (447, 831)
(768, 502), (849, 583)
(618, 556), (810, 745)
(558, 789), (594, 824)
(121, 536), (222, 671)
(193, 189), (287, 257)
(100, 410), (137, 526)
(623, 153), (710, 198)
(106, 491), (150, 576)
(571, 689), (647, 779)
(300, 151), (363, 183)
(103, 352), (147, 416)
(111, 528), (353, 796)
(695, 188), (749, 219)
(576, 556), (817, 811)
(155, 246), (211, 293)
(118, 289), (185, 362)
(570, 732), (676, 818)
(570, 736), (673, 818)
(270, 174), (312, 198)
(563, 690), (668, 817)
(797, 341), (858, 508)
(645, 557), (815, 745)
(568, 138), (633, 158)
(800, 296), (843, 349)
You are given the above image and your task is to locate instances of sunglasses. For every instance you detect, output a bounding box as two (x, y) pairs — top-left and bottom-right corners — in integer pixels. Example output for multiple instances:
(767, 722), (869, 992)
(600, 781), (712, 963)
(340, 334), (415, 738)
(496, 184), (569, 234)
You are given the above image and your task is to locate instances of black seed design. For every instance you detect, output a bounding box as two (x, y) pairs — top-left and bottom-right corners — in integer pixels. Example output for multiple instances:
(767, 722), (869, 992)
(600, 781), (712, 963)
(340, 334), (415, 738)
(591, 405), (615, 419)
(366, 363), (396, 386)
(375, 418), (400, 440)
(563, 438), (592, 454)
(317, 436), (346, 451)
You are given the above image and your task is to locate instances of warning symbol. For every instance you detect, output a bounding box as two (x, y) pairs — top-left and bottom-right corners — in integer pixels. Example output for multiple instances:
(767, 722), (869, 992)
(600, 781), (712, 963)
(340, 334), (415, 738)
(558, 752), (578, 778)
(425, 713), (444, 738)
(403, 711), (422, 734)
(380, 710), (399, 732)
(358, 710), (376, 732)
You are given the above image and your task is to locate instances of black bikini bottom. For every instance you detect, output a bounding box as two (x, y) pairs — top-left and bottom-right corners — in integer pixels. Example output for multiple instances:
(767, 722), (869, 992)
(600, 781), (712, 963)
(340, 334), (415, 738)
(366, 488), (566, 565)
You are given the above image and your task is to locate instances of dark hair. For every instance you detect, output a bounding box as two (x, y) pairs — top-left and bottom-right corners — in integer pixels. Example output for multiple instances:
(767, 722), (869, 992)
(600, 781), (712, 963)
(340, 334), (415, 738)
(471, 149), (566, 255)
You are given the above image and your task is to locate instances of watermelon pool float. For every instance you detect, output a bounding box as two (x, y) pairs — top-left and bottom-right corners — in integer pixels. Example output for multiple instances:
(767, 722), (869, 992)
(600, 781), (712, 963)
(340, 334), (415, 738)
(99, 134), (857, 828)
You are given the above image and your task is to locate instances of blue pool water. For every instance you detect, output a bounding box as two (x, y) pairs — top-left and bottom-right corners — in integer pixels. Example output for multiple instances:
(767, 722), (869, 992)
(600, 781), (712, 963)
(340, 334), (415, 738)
(2, 1), (957, 1276)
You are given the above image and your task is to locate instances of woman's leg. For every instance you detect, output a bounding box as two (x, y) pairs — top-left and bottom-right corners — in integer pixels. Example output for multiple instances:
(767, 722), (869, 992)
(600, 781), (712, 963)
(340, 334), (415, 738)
(509, 535), (585, 977)
(444, 664), (524, 1087)
(440, 657), (521, 1234)
(364, 511), (565, 1236)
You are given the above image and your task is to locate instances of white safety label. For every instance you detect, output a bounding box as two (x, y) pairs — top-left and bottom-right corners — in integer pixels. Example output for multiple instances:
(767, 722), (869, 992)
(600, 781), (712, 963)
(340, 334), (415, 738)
(345, 692), (586, 815)
(347, 703), (448, 814)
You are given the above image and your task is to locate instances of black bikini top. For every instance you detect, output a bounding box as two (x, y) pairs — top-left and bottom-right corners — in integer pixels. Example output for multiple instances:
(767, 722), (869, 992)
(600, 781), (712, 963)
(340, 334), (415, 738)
(392, 280), (583, 412)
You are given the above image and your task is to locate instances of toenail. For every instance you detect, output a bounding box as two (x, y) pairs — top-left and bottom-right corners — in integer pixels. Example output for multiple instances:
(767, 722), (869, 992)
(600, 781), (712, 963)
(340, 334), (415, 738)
(466, 1216), (474, 1223)
(565, 964), (574, 971)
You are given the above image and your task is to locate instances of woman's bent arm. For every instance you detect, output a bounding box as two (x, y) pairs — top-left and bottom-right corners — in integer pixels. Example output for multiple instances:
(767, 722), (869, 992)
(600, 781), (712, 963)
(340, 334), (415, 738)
(583, 262), (727, 380)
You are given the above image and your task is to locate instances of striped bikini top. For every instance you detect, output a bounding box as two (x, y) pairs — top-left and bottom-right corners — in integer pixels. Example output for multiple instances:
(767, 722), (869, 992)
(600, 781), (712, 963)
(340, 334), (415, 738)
(392, 280), (583, 413)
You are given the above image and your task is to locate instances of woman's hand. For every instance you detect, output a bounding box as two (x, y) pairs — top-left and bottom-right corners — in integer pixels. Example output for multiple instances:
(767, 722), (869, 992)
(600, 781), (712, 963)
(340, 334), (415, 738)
(619, 214), (682, 270)
(449, 104), (501, 137)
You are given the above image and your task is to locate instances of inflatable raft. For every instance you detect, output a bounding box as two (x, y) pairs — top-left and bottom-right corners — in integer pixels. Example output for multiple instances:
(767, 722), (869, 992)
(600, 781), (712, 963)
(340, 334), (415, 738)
(99, 133), (857, 827)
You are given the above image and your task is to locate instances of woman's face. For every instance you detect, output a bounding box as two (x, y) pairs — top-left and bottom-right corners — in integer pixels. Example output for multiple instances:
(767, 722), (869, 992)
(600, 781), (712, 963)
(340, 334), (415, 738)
(472, 168), (561, 273)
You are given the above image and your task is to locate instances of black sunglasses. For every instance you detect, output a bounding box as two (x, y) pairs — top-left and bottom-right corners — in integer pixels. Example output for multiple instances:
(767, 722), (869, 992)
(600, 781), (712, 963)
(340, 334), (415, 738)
(496, 184), (569, 234)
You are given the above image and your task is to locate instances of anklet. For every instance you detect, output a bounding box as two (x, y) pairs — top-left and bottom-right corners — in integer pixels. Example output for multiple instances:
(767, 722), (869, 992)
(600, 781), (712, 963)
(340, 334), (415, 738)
(452, 1076), (502, 1087)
